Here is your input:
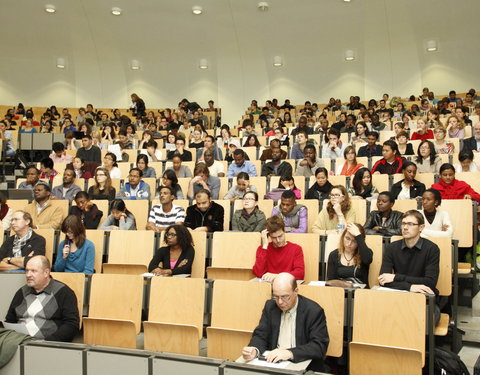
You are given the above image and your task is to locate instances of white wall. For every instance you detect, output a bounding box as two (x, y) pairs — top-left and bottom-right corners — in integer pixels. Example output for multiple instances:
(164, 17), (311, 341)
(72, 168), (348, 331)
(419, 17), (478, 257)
(0, 0), (479, 125)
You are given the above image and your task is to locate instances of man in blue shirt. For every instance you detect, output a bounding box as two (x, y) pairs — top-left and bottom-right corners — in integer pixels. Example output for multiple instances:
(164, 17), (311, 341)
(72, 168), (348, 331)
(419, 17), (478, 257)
(227, 149), (257, 178)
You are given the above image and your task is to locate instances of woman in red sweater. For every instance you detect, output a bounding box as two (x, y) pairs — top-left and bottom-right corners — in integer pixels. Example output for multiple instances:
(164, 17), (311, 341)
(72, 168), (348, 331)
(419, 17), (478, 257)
(411, 118), (434, 141)
(253, 215), (305, 282)
(431, 163), (480, 202)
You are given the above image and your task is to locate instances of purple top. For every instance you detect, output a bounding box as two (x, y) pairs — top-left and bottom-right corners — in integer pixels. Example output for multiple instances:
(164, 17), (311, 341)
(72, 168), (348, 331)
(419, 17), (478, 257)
(271, 206), (308, 233)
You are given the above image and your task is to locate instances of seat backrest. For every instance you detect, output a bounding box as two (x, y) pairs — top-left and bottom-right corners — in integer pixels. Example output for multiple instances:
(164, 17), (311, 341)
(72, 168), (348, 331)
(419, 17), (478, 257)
(123, 200), (150, 230)
(456, 171), (480, 195)
(298, 285), (344, 357)
(364, 235), (383, 288)
(34, 228), (56, 264)
(426, 236), (452, 297)
(350, 199), (367, 225)
(49, 199), (70, 220)
(296, 199), (319, 232)
(213, 199), (231, 231)
(107, 230), (155, 267)
(324, 233), (342, 265)
(211, 231), (260, 268)
(392, 199), (418, 213)
(148, 277), (204, 332)
(210, 279), (271, 330)
(142, 177), (157, 198)
(285, 233), (320, 282)
(190, 231), (207, 279)
(6, 200), (30, 213)
(50, 272), (85, 327)
(372, 174), (390, 192)
(352, 289), (426, 365)
(440, 199), (473, 247)
(248, 176), (267, 199)
(85, 229), (105, 273)
(88, 274), (144, 332)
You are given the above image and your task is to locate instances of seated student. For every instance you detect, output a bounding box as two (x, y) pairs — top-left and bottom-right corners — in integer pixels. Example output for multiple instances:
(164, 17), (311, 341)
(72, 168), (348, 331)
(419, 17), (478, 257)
(147, 186), (185, 232)
(418, 188), (453, 239)
(270, 190), (307, 233)
(364, 191), (402, 236)
(18, 166), (40, 190)
(159, 169), (183, 200)
(327, 223), (373, 286)
(0, 211), (46, 271)
(99, 199), (137, 231)
(252, 216), (305, 282)
(242, 273), (329, 372)
(312, 185), (356, 234)
(197, 135), (223, 161)
(102, 152), (122, 179)
(69, 192), (103, 229)
(24, 182), (66, 230)
(227, 149), (257, 178)
(51, 168), (82, 202)
(261, 147), (293, 177)
(395, 130), (415, 156)
(266, 175), (302, 200)
(371, 140), (404, 175)
(148, 224), (195, 276)
(54, 215), (95, 274)
(410, 117), (434, 141)
(305, 167), (333, 201)
(187, 163), (220, 200)
(139, 140), (163, 162)
(431, 163), (480, 202)
(184, 189), (224, 232)
(69, 157), (94, 179)
(166, 153), (193, 178)
(461, 122), (480, 154)
(232, 191), (266, 232)
(335, 145), (364, 176)
(87, 167), (116, 200)
(259, 138), (287, 161)
(415, 140), (442, 174)
(166, 136), (192, 161)
(321, 128), (347, 159)
(454, 149), (480, 173)
(136, 154), (156, 178)
(39, 158), (59, 182)
(379, 210), (441, 323)
(357, 131), (383, 157)
(76, 134), (101, 163)
(290, 129), (310, 160)
(294, 144), (325, 177)
(390, 161), (426, 200)
(0, 191), (13, 231)
(223, 172), (257, 201)
(348, 167), (378, 200)
(116, 167), (150, 200)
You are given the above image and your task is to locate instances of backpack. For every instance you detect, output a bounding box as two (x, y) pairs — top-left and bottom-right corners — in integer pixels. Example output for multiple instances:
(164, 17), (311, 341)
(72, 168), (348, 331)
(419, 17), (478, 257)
(433, 347), (470, 375)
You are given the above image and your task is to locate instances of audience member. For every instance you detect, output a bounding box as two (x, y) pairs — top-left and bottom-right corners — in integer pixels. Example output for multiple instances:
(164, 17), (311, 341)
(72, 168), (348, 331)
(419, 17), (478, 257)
(49, 142), (73, 164)
(415, 140), (442, 174)
(140, 140), (163, 162)
(147, 186), (185, 232)
(348, 167), (378, 200)
(364, 191), (402, 236)
(0, 191), (13, 231)
(371, 140), (404, 175)
(198, 135), (223, 161)
(201, 149), (225, 177)
(166, 136), (192, 161)
(187, 163), (220, 200)
(262, 147), (293, 177)
(87, 168), (116, 200)
(410, 118), (434, 140)
(454, 149), (479, 173)
(19, 166), (40, 190)
(270, 190), (307, 233)
(260, 138), (287, 161)
(148, 224), (195, 276)
(39, 158), (59, 182)
(136, 154), (156, 178)
(167, 153), (193, 178)
(390, 161), (426, 200)
(290, 129), (309, 159)
(418, 189), (453, 238)
(357, 131), (382, 157)
(54, 215), (94, 273)
(312, 185), (355, 234)
(446, 115), (465, 140)
(51, 169), (82, 202)
(24, 182), (65, 230)
(184, 189), (224, 232)
(321, 128), (347, 159)
(327, 223), (373, 286)
(227, 149), (257, 178)
(431, 163), (480, 202)
(224, 172), (257, 201)
(76, 134), (101, 163)
(294, 144), (325, 177)
(102, 152), (122, 179)
(461, 123), (480, 153)
(69, 157), (94, 179)
(99, 199), (137, 231)
(335, 146), (364, 176)
(5, 256), (79, 342)
(232, 191), (266, 232)
(395, 130), (415, 156)
(69, 191), (103, 229)
(116, 167), (150, 200)
(0, 211), (45, 271)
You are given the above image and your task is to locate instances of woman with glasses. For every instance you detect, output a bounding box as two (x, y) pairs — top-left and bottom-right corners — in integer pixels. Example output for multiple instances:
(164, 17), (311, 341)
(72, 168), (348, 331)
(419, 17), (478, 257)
(415, 140), (442, 174)
(102, 152), (121, 178)
(327, 223), (373, 286)
(390, 161), (426, 200)
(99, 199), (137, 231)
(433, 127), (455, 155)
(223, 172), (257, 201)
(231, 191), (266, 232)
(87, 167), (116, 200)
(147, 224), (195, 276)
(312, 185), (356, 234)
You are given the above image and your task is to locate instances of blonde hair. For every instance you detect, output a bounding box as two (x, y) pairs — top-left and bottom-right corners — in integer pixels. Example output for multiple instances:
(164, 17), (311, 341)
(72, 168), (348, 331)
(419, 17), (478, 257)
(447, 114), (465, 129)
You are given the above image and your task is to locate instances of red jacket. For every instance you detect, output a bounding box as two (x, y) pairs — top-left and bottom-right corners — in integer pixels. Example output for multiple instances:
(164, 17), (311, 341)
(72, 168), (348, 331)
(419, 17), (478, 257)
(431, 179), (480, 203)
(253, 241), (305, 280)
(411, 129), (434, 141)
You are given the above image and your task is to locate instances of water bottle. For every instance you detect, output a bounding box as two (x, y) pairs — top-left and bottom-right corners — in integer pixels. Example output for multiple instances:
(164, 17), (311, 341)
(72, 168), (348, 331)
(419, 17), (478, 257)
(337, 223), (345, 234)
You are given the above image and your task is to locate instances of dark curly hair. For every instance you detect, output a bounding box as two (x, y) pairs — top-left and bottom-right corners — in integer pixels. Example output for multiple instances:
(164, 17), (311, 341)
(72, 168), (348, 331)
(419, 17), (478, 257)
(163, 224), (194, 252)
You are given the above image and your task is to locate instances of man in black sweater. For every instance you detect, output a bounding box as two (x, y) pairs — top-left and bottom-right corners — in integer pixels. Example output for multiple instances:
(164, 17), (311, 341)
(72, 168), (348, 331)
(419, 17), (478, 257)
(184, 189), (224, 232)
(76, 134), (101, 163)
(378, 210), (440, 321)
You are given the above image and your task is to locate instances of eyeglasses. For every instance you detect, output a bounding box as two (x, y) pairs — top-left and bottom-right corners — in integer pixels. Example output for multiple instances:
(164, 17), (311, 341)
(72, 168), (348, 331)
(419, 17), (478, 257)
(272, 294), (293, 302)
(166, 233), (177, 238)
(401, 222), (420, 227)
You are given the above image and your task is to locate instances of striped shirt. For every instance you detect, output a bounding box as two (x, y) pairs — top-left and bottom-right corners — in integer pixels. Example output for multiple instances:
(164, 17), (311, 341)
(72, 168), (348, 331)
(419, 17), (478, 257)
(148, 204), (185, 228)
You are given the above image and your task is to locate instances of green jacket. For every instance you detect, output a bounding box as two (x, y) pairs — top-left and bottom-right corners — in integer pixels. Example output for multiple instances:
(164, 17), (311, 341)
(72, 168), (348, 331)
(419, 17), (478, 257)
(231, 208), (266, 232)
(0, 328), (33, 368)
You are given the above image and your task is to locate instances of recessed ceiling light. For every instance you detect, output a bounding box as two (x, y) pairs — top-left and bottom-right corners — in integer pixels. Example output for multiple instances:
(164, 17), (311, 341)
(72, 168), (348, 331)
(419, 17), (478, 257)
(343, 0), (352, 2)
(345, 50), (355, 61)
(273, 56), (283, 67)
(111, 7), (122, 16)
(258, 2), (269, 11)
(199, 59), (208, 69)
(131, 60), (140, 70)
(192, 6), (203, 15)
(426, 40), (438, 52)
(45, 4), (56, 13)
(56, 58), (66, 69)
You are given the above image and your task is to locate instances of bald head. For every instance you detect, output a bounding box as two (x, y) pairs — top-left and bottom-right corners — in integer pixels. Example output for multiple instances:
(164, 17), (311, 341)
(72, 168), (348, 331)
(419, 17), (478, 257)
(26, 256), (51, 292)
(273, 272), (297, 291)
(272, 273), (298, 311)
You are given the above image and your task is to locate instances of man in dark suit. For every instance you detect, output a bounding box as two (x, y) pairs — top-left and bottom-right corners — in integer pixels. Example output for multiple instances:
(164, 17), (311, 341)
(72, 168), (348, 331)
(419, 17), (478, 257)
(357, 131), (383, 157)
(461, 123), (480, 153)
(242, 273), (329, 371)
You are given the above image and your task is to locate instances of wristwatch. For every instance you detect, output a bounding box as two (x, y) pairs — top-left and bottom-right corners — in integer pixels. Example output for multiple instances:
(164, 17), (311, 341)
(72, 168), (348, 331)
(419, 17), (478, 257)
(7, 257), (12, 264)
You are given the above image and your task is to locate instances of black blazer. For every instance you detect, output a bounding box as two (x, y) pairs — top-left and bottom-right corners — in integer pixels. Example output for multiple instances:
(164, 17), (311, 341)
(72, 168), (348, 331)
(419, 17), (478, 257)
(462, 137), (478, 153)
(357, 144), (383, 157)
(248, 295), (329, 372)
(0, 231), (46, 267)
(390, 179), (425, 200)
(148, 246), (195, 275)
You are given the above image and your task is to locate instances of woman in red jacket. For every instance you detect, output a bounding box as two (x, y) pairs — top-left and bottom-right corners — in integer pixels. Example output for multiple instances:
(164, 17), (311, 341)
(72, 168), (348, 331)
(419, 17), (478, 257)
(431, 163), (480, 202)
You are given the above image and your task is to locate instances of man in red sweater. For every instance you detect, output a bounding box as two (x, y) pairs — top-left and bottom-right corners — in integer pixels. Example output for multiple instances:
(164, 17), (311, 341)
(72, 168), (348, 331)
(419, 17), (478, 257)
(253, 215), (305, 282)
